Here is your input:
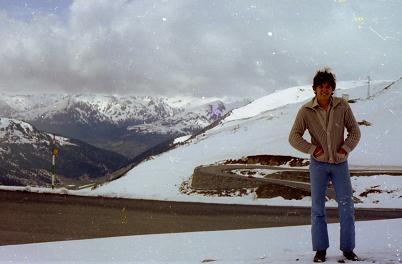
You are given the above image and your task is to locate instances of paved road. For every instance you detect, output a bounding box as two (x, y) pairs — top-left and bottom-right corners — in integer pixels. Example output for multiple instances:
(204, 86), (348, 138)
(1, 190), (402, 246)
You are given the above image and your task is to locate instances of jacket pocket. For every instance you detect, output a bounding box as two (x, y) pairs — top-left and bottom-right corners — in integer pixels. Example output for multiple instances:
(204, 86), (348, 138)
(313, 152), (326, 162)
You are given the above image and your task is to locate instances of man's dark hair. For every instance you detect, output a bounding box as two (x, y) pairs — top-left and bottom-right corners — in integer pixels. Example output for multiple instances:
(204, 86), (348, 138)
(312, 68), (336, 91)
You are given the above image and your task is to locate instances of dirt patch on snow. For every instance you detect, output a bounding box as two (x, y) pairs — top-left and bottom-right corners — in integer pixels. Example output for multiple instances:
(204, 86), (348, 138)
(256, 183), (310, 199)
(223, 154), (309, 167)
(359, 186), (396, 198)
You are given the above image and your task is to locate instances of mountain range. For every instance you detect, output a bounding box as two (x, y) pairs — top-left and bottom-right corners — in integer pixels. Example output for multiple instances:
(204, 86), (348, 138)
(0, 94), (250, 186)
(0, 94), (250, 158)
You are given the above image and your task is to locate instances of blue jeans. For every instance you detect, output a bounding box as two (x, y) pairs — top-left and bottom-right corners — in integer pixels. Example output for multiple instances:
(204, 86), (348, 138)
(309, 158), (355, 252)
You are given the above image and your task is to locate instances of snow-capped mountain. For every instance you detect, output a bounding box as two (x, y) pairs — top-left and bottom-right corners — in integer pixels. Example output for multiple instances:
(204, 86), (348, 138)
(2, 94), (244, 127)
(0, 117), (129, 187)
(0, 94), (250, 158)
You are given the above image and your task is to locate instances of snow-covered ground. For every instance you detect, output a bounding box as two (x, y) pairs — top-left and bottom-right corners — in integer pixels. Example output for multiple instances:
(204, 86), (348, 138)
(1, 218), (401, 263)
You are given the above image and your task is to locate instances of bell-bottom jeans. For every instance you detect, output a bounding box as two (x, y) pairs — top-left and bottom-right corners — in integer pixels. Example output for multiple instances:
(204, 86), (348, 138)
(309, 158), (355, 252)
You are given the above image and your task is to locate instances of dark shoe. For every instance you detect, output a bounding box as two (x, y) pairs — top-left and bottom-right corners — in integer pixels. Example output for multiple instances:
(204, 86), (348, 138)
(314, 250), (326, 262)
(343, 251), (359, 261)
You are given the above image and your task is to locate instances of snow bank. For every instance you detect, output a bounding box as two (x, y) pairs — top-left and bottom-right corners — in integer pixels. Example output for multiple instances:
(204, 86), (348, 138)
(1, 218), (401, 263)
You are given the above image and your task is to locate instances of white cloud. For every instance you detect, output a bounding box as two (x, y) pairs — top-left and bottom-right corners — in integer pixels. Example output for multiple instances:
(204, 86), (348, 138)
(0, 0), (401, 97)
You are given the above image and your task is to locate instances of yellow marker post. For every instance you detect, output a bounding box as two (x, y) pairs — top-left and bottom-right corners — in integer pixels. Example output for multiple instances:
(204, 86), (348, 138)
(53, 147), (59, 157)
(52, 146), (59, 189)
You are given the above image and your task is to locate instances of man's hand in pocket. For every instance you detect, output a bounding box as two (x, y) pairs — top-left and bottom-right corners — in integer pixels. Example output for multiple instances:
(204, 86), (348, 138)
(337, 148), (347, 155)
(313, 146), (324, 158)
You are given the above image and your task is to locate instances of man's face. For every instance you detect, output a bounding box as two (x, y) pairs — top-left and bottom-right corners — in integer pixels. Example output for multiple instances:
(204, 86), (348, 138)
(315, 81), (333, 101)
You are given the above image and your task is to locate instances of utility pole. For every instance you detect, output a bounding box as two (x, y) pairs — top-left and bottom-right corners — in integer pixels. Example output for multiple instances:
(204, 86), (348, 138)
(367, 75), (371, 98)
(51, 134), (59, 189)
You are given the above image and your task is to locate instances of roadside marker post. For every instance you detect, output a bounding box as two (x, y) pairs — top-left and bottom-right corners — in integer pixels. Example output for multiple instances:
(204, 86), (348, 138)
(51, 135), (59, 189)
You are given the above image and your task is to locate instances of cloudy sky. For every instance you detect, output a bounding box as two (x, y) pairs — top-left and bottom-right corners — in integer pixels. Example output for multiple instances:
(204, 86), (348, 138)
(0, 0), (401, 98)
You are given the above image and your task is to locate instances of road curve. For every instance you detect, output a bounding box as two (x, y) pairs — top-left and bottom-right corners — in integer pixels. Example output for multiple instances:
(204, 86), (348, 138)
(1, 190), (402, 246)
(191, 164), (402, 201)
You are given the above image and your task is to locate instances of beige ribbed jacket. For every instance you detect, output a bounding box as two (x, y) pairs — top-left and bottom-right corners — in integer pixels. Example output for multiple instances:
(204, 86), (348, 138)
(289, 96), (361, 164)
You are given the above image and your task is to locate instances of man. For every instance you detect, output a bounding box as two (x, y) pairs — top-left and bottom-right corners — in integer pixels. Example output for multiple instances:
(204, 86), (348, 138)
(289, 68), (361, 262)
